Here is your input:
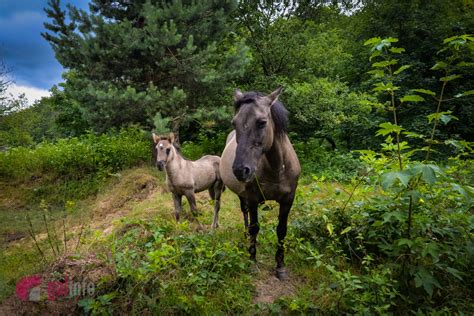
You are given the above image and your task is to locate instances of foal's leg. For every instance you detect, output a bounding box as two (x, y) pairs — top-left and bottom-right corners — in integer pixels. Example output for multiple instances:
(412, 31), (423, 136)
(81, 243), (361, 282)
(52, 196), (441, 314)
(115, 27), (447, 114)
(184, 190), (199, 216)
(247, 201), (259, 261)
(211, 181), (223, 229)
(275, 195), (295, 280)
(172, 192), (183, 222)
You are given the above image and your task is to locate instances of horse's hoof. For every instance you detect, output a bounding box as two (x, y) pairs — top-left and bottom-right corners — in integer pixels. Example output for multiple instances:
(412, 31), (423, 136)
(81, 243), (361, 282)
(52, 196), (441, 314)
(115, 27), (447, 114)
(276, 267), (289, 280)
(250, 262), (260, 274)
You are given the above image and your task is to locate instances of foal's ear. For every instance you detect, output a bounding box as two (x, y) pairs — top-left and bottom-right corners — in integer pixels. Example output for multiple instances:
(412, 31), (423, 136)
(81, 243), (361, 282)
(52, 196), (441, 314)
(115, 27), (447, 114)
(268, 86), (284, 107)
(169, 132), (175, 144)
(234, 89), (244, 102)
(152, 133), (160, 144)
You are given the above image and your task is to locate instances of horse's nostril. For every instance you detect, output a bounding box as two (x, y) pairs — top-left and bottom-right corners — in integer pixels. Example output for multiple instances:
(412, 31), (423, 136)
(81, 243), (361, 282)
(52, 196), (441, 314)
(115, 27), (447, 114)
(242, 166), (250, 177)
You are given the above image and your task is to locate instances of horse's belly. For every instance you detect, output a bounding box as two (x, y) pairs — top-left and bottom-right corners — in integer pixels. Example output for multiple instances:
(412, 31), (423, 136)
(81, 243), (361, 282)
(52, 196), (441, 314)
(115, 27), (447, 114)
(220, 137), (246, 195)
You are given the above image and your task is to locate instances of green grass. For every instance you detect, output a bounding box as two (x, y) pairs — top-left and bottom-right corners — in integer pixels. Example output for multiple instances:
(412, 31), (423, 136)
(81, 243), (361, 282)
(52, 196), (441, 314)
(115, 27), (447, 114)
(1, 166), (472, 314)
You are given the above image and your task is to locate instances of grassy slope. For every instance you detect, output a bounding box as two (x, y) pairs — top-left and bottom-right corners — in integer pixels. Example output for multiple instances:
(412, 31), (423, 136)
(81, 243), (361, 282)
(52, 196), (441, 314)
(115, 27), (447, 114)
(0, 166), (355, 313)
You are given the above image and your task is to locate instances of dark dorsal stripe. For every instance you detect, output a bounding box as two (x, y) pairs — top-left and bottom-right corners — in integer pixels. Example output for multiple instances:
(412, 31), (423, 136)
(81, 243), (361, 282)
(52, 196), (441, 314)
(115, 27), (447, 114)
(234, 91), (289, 137)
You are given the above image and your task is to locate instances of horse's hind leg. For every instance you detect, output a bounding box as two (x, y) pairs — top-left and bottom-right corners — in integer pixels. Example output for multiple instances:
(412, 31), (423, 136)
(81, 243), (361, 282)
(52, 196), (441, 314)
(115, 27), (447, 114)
(172, 192), (183, 222)
(210, 181), (223, 229)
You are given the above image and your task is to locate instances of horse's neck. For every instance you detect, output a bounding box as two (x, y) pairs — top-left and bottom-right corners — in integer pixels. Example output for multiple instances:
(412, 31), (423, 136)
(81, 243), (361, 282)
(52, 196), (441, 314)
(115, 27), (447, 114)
(165, 147), (185, 178)
(265, 135), (286, 171)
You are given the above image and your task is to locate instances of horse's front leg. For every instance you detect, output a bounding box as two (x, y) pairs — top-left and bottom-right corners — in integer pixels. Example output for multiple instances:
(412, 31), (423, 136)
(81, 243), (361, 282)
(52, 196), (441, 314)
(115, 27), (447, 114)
(184, 190), (198, 216)
(172, 192), (182, 222)
(239, 196), (249, 234)
(275, 195), (295, 280)
(247, 201), (259, 261)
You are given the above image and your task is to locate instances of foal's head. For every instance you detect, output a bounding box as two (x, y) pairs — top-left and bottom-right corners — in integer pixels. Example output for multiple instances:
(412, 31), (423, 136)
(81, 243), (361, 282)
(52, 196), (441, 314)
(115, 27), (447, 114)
(153, 133), (175, 171)
(232, 87), (288, 182)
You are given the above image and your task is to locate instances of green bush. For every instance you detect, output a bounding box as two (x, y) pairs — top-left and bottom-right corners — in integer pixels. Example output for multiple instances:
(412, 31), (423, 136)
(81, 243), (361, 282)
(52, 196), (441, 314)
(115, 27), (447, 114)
(294, 138), (362, 181)
(0, 127), (150, 183)
(0, 127), (151, 204)
(180, 131), (229, 160)
(291, 162), (474, 314)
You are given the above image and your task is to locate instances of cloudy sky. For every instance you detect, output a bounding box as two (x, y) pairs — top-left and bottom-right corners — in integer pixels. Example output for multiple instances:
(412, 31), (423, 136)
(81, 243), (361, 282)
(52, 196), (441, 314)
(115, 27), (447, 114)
(0, 0), (88, 103)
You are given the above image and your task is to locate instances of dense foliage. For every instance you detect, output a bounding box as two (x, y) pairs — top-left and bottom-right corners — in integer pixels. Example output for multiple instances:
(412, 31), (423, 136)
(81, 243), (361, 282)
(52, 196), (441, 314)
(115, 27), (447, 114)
(0, 0), (473, 314)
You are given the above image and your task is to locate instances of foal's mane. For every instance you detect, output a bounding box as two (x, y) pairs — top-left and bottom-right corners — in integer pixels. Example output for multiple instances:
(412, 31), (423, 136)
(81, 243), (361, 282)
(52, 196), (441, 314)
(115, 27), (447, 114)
(234, 91), (289, 137)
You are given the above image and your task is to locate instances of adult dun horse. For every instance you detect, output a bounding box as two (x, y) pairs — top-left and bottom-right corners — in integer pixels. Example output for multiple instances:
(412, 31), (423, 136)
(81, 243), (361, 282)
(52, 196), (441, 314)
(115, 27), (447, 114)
(153, 133), (224, 229)
(220, 87), (301, 280)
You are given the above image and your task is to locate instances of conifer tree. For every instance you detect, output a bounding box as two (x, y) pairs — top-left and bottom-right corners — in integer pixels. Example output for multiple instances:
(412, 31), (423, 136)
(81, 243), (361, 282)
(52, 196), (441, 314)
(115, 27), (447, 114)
(42, 0), (248, 132)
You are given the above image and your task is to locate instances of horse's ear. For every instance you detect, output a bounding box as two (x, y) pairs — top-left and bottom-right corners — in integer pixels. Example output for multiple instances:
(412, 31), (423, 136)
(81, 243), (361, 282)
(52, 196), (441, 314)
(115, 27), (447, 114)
(234, 89), (244, 102)
(152, 133), (160, 144)
(268, 86), (283, 107)
(169, 132), (175, 144)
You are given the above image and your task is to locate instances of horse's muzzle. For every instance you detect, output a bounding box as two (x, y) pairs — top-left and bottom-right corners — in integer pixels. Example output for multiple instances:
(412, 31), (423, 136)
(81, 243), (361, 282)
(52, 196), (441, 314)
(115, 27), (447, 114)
(233, 165), (254, 183)
(156, 161), (165, 171)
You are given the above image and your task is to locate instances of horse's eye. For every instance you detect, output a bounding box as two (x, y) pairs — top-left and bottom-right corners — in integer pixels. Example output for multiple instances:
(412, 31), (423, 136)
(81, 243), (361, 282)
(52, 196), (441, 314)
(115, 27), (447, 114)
(166, 148), (171, 155)
(257, 120), (267, 129)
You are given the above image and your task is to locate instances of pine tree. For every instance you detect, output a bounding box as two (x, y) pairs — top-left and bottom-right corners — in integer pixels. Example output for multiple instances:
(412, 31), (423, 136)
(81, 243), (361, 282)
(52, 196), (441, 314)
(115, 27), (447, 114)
(42, 0), (248, 132)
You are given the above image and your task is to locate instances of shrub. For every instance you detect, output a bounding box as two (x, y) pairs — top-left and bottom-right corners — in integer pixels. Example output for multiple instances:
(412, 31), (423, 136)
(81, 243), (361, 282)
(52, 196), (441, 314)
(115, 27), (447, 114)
(0, 127), (150, 183)
(294, 138), (362, 181)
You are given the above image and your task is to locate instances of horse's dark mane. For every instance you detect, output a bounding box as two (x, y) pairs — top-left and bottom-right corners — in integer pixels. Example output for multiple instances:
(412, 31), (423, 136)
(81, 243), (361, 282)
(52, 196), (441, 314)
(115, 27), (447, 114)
(234, 91), (289, 137)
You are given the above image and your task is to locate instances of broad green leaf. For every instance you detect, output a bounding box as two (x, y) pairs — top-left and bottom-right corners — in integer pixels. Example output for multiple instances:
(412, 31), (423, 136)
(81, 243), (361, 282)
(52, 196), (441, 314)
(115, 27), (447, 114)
(393, 65), (410, 75)
(431, 61), (447, 70)
(411, 88), (436, 96)
(443, 35), (462, 43)
(421, 243), (440, 260)
(376, 122), (403, 136)
(367, 69), (385, 77)
(383, 211), (406, 223)
(454, 90), (474, 98)
(369, 50), (381, 61)
(427, 111), (457, 124)
(372, 82), (399, 92)
(409, 164), (439, 185)
(398, 141), (411, 151)
(414, 267), (441, 297)
(440, 113), (458, 125)
(440, 74), (461, 82)
(400, 94), (425, 103)
(451, 183), (474, 199)
(381, 170), (412, 190)
(403, 131), (424, 138)
(389, 47), (405, 54)
(364, 37), (382, 46)
(456, 61), (474, 67)
(326, 223), (334, 236)
(446, 267), (463, 280)
(340, 226), (352, 235)
(397, 238), (414, 247)
(372, 59), (397, 68)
